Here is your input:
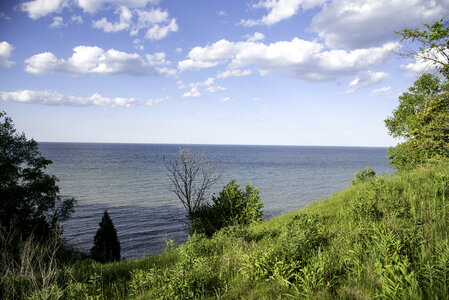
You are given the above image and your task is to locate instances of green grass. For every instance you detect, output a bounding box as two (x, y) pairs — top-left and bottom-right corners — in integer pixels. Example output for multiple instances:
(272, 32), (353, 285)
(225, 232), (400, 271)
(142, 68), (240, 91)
(2, 162), (449, 299)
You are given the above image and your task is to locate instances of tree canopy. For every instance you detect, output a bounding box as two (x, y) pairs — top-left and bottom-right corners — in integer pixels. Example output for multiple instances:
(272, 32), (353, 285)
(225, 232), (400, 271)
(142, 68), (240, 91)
(385, 21), (449, 171)
(0, 112), (75, 240)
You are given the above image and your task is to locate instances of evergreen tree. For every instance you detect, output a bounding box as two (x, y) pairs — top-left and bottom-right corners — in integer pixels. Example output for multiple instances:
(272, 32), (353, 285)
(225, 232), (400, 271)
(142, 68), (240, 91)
(91, 210), (121, 263)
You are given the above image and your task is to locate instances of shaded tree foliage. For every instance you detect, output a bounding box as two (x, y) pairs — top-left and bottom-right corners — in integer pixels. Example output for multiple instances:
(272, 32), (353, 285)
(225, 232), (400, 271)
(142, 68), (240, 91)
(91, 210), (121, 263)
(190, 180), (264, 236)
(0, 112), (75, 240)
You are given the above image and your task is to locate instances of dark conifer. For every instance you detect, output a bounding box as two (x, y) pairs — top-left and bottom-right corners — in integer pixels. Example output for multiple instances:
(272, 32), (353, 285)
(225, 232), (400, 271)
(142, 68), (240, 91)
(90, 210), (121, 263)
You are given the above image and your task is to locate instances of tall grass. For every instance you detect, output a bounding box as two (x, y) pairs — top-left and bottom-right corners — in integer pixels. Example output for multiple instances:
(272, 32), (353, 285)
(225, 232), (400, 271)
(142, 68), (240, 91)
(2, 162), (448, 299)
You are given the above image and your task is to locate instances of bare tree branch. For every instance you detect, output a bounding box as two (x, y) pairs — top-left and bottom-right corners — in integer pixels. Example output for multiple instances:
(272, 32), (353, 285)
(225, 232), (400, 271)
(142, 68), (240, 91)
(164, 148), (220, 220)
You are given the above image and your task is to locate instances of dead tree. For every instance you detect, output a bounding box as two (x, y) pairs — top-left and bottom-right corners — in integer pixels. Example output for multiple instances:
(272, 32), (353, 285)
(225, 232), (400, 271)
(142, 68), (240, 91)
(164, 148), (220, 220)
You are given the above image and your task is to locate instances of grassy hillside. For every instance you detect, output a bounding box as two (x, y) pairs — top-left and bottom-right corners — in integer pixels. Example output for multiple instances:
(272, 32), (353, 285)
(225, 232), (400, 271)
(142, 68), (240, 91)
(3, 162), (449, 299)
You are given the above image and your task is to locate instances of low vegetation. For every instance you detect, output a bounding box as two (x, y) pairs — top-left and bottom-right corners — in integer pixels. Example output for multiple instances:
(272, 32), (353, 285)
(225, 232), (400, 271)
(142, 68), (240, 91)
(1, 161), (448, 299)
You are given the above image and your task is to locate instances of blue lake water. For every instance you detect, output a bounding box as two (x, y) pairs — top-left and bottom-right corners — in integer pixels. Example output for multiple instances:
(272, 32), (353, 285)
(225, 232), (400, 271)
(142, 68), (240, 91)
(39, 143), (392, 258)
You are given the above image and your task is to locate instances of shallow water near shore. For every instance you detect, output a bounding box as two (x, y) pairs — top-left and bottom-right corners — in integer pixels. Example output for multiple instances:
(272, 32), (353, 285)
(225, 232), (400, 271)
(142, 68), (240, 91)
(39, 143), (391, 258)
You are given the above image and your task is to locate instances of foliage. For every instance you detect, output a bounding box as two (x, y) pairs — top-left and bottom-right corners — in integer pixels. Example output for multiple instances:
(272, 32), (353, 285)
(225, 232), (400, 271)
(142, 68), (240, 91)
(397, 20), (449, 79)
(91, 210), (121, 263)
(0, 112), (75, 241)
(164, 148), (220, 221)
(1, 162), (448, 299)
(385, 73), (449, 170)
(386, 20), (449, 171)
(190, 180), (264, 236)
(351, 166), (377, 185)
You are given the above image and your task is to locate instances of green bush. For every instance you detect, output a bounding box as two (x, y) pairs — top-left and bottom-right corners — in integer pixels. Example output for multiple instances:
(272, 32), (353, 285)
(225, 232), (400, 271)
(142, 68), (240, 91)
(351, 166), (377, 185)
(190, 180), (264, 236)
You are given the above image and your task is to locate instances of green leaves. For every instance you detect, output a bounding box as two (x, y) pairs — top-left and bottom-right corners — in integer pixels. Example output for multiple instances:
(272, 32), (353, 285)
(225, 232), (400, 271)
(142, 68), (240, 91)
(0, 112), (75, 240)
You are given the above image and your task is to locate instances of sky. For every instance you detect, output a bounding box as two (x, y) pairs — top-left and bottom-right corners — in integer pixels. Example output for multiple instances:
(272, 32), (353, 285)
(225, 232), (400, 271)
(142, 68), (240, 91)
(0, 0), (448, 147)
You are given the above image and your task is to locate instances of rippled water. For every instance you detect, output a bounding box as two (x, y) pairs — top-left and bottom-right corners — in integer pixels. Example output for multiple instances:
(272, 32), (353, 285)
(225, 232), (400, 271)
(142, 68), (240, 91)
(39, 143), (391, 258)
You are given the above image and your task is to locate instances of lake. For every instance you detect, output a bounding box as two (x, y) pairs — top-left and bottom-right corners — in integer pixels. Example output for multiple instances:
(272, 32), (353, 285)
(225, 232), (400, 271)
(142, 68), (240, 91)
(39, 143), (391, 258)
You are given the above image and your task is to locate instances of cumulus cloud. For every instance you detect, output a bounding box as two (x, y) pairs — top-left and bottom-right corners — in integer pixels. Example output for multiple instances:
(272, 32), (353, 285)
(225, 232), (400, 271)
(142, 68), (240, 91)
(310, 0), (449, 49)
(400, 48), (449, 76)
(50, 16), (64, 28)
(220, 97), (231, 102)
(346, 71), (389, 93)
(77, 0), (159, 14)
(245, 32), (265, 42)
(92, 6), (132, 32)
(0, 41), (14, 68)
(217, 68), (252, 78)
(182, 77), (224, 97)
(240, 0), (325, 26)
(0, 90), (138, 107)
(146, 96), (169, 106)
(145, 18), (178, 40)
(207, 86), (226, 93)
(25, 46), (176, 77)
(179, 37), (397, 82)
(20, 0), (67, 19)
(370, 86), (391, 96)
(182, 85), (202, 98)
(71, 15), (83, 24)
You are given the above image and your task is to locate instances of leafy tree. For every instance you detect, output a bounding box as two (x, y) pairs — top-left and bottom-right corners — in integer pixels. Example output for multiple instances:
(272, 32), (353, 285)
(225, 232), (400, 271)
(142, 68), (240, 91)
(385, 20), (449, 171)
(0, 112), (75, 240)
(385, 74), (449, 171)
(190, 180), (264, 236)
(397, 20), (449, 79)
(91, 210), (121, 263)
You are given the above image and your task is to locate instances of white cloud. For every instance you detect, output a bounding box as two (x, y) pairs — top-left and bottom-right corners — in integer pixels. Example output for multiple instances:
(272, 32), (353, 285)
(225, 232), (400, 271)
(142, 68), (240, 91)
(218, 10), (227, 16)
(217, 68), (252, 79)
(77, 0), (159, 14)
(25, 46), (176, 77)
(92, 6), (132, 32)
(131, 8), (168, 35)
(245, 32), (265, 42)
(175, 48), (182, 54)
(182, 77), (217, 98)
(0, 41), (14, 68)
(146, 52), (170, 65)
(0, 90), (138, 107)
(71, 15), (83, 24)
(179, 37), (397, 82)
(207, 86), (226, 93)
(146, 96), (169, 106)
(310, 0), (449, 49)
(240, 0), (325, 26)
(370, 86), (392, 96)
(220, 97), (231, 102)
(133, 39), (144, 50)
(346, 71), (389, 93)
(177, 80), (186, 89)
(20, 0), (67, 19)
(145, 18), (178, 40)
(50, 16), (64, 28)
(182, 85), (202, 98)
(400, 48), (449, 76)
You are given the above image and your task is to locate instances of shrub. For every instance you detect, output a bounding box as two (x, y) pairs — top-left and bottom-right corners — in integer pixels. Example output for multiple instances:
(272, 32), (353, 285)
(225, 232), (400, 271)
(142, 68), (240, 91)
(351, 166), (377, 185)
(190, 180), (264, 236)
(91, 210), (121, 263)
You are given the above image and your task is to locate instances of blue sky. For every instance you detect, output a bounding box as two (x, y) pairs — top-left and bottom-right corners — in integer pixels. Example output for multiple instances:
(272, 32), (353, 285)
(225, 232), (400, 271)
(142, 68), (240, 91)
(0, 0), (447, 146)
